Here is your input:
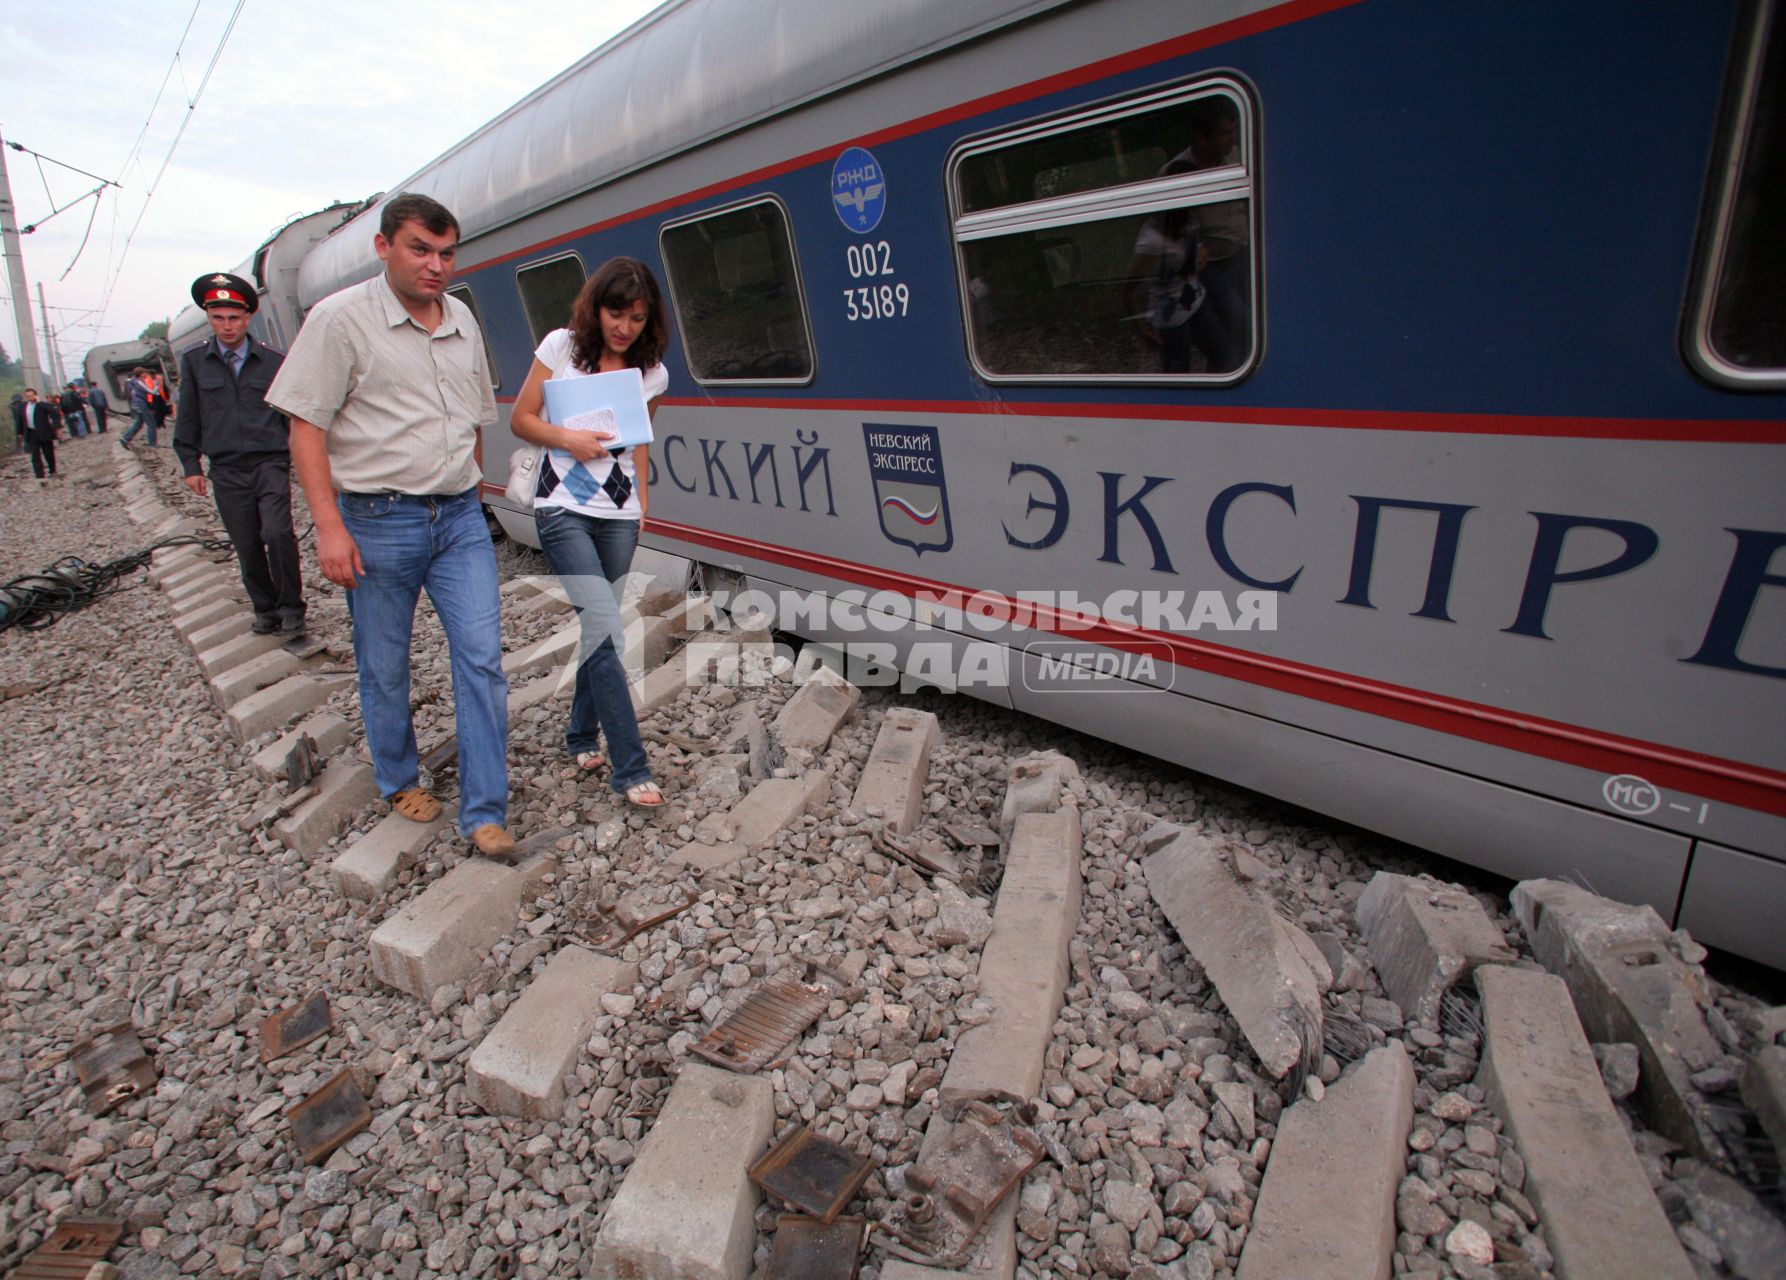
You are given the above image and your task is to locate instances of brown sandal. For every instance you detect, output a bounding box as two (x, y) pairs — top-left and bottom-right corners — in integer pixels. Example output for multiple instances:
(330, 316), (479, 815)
(391, 786), (442, 823)
(470, 823), (518, 862)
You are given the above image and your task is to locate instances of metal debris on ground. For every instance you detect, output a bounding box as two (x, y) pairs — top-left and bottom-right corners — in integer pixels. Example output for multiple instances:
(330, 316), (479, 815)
(248, 784), (318, 831)
(766, 1214), (866, 1280)
(749, 1123), (876, 1223)
(68, 1024), (157, 1116)
(876, 1101), (1046, 1267)
(286, 1067), (372, 1165)
(282, 733), (321, 792)
(418, 735), (458, 774)
(257, 991), (334, 1064)
(692, 964), (841, 1073)
(872, 826), (954, 879)
(572, 884), (699, 956)
(12, 1217), (122, 1278)
(945, 819), (1003, 893)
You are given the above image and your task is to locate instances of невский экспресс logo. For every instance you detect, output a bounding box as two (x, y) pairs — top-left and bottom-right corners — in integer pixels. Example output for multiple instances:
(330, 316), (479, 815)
(863, 423), (952, 555)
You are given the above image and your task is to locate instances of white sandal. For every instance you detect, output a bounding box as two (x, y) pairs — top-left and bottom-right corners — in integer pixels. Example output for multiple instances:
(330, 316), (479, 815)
(624, 781), (665, 808)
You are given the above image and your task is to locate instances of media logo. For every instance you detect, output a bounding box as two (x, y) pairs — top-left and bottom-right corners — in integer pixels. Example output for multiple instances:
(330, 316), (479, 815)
(832, 146), (887, 233)
(1020, 639), (1177, 694)
(864, 423), (952, 555)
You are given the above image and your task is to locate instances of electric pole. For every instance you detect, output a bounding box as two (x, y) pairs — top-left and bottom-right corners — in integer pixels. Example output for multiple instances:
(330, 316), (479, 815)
(39, 284), (66, 387)
(0, 127), (48, 393)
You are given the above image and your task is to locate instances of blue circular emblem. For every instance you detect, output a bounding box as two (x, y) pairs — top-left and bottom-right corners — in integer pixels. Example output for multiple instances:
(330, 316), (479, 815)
(831, 146), (887, 234)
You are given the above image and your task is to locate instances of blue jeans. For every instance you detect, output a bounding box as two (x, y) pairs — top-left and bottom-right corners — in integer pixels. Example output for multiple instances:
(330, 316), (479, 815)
(120, 408), (156, 446)
(340, 489), (509, 832)
(533, 506), (651, 793)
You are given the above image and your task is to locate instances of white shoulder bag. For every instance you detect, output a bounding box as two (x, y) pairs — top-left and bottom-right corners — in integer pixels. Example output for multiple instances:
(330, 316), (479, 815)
(504, 439), (544, 506)
(504, 346), (562, 505)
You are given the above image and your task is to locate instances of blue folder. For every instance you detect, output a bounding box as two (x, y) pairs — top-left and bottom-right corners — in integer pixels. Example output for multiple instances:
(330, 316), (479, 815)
(541, 366), (654, 448)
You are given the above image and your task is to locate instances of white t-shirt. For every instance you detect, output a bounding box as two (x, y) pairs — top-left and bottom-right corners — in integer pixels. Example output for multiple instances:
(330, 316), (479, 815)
(531, 327), (667, 520)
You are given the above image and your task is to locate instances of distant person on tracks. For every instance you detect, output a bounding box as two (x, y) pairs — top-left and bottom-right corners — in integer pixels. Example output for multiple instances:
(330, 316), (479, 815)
(144, 367), (172, 441)
(266, 192), (518, 862)
(508, 256), (667, 809)
(173, 272), (307, 638)
(59, 384), (90, 438)
(86, 380), (110, 433)
(119, 367), (157, 447)
(19, 388), (60, 480)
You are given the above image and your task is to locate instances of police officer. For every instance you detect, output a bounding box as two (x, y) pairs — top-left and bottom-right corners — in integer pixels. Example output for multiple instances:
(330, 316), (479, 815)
(173, 272), (306, 635)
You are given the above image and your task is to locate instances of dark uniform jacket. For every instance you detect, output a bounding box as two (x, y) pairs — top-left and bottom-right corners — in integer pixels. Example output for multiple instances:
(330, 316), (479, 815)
(21, 401), (62, 443)
(173, 334), (289, 476)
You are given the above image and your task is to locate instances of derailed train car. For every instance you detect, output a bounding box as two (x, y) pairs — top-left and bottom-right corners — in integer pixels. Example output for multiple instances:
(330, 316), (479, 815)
(226, 0), (1785, 963)
(164, 199), (371, 364)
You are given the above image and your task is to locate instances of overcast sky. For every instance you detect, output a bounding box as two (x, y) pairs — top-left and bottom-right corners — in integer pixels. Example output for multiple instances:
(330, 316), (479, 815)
(0, 0), (668, 377)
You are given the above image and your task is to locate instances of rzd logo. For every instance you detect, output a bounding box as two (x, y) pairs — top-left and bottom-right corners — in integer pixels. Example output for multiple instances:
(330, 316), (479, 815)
(1602, 774), (1661, 816)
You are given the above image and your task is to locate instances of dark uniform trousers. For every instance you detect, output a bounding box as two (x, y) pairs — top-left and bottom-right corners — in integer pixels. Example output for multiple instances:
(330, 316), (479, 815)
(212, 454), (303, 625)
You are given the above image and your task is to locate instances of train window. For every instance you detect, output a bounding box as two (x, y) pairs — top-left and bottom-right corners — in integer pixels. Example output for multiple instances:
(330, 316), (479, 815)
(445, 285), (502, 390)
(516, 253), (586, 348)
(948, 79), (1257, 384)
(1688, 0), (1786, 387)
(659, 198), (816, 384)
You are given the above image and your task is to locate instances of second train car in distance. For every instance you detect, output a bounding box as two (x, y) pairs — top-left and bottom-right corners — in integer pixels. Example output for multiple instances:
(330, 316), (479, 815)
(281, 0), (1785, 965)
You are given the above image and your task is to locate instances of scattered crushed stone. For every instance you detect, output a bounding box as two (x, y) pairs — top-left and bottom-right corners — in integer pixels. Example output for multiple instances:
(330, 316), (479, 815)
(0, 435), (1778, 1280)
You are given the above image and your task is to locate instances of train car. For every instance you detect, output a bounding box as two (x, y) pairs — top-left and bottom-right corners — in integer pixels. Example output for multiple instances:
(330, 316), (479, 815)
(288, 0), (1785, 964)
(82, 340), (167, 400)
(165, 199), (371, 364)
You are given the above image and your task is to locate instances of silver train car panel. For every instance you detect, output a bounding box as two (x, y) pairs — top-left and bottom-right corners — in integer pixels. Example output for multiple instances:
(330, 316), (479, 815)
(209, 0), (1786, 964)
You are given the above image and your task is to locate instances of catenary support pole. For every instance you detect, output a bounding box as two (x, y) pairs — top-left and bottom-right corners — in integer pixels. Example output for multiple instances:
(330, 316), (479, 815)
(0, 129), (48, 393)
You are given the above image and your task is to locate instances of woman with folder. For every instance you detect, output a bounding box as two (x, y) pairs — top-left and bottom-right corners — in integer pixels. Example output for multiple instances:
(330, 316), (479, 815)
(510, 257), (668, 807)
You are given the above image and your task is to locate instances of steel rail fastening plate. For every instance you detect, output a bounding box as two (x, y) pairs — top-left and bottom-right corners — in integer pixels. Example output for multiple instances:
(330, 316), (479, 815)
(258, 990), (333, 1064)
(691, 965), (838, 1074)
(283, 732), (320, 792)
(286, 1067), (371, 1165)
(766, 1214), (865, 1280)
(873, 1101), (1046, 1267)
(68, 1024), (156, 1116)
(749, 1123), (875, 1223)
(12, 1217), (123, 1278)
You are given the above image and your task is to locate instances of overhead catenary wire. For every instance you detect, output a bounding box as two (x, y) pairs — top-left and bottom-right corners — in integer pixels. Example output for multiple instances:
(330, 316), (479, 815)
(95, 0), (252, 330)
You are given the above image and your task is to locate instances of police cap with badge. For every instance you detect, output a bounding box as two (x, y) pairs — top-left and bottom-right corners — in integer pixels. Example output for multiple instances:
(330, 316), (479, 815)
(191, 272), (257, 313)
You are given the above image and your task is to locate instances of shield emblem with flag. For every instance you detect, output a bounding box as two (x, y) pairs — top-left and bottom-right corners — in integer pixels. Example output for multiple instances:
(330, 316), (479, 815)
(863, 422), (952, 556)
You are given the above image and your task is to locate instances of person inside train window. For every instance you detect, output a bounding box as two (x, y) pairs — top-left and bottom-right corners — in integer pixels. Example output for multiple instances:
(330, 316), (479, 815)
(1126, 98), (1249, 375)
(1129, 153), (1209, 374)
(1175, 96), (1251, 374)
(508, 256), (668, 809)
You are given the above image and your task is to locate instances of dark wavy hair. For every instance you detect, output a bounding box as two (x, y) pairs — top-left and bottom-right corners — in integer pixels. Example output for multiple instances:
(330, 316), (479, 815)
(569, 257), (669, 374)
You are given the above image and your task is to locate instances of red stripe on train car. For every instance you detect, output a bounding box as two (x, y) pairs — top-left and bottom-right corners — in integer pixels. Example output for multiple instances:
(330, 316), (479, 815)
(489, 395), (1786, 444)
(653, 398), (1786, 444)
(639, 516), (1786, 818)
